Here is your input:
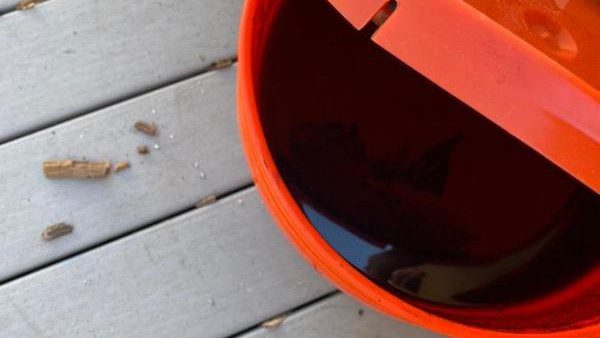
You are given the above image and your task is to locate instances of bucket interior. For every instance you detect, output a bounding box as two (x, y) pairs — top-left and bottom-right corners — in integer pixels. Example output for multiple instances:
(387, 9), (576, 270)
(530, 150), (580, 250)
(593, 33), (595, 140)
(245, 0), (600, 332)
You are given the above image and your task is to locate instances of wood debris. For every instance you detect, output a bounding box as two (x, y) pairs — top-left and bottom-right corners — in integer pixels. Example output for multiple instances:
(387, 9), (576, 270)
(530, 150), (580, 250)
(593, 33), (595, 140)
(114, 161), (130, 173)
(260, 314), (287, 329)
(134, 121), (158, 136)
(196, 195), (217, 208)
(43, 160), (111, 179)
(16, 0), (41, 10)
(212, 59), (234, 70)
(42, 223), (73, 241)
(137, 145), (149, 155)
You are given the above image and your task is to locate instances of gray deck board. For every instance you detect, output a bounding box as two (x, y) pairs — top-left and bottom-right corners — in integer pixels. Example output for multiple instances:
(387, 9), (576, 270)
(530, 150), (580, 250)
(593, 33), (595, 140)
(0, 189), (334, 338)
(0, 0), (242, 142)
(0, 67), (250, 282)
(242, 294), (444, 338)
(0, 0), (15, 13)
(0, 1), (443, 336)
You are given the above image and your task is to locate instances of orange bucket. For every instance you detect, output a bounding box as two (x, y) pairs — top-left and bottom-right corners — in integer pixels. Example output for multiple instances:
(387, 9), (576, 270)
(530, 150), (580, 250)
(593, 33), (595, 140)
(237, 0), (600, 336)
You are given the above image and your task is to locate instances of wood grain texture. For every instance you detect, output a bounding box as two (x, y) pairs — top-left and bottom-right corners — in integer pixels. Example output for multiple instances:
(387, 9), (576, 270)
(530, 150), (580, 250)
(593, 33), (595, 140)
(0, 67), (251, 281)
(43, 160), (112, 179)
(243, 294), (444, 338)
(0, 0), (242, 142)
(0, 189), (335, 338)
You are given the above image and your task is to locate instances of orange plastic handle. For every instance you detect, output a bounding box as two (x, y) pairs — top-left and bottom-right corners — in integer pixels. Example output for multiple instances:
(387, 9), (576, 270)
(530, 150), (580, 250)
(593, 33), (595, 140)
(328, 0), (600, 193)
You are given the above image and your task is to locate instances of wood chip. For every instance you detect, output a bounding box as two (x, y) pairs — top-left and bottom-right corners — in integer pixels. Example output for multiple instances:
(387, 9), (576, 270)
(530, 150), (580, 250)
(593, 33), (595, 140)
(16, 0), (41, 10)
(137, 145), (149, 155)
(134, 121), (158, 136)
(42, 223), (73, 241)
(196, 195), (217, 208)
(212, 59), (234, 70)
(261, 314), (287, 329)
(114, 161), (130, 173)
(43, 160), (111, 179)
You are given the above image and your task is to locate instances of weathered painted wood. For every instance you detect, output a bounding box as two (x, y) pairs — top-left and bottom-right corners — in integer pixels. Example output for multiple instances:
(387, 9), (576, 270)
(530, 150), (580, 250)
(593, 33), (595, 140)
(0, 67), (251, 281)
(0, 189), (335, 338)
(0, 0), (47, 13)
(242, 294), (444, 338)
(0, 0), (17, 13)
(0, 0), (242, 142)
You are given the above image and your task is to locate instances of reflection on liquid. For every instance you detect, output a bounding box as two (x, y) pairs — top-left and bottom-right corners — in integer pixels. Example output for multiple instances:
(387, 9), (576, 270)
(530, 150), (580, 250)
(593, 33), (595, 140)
(290, 123), (600, 306)
(257, 0), (600, 329)
(304, 191), (593, 306)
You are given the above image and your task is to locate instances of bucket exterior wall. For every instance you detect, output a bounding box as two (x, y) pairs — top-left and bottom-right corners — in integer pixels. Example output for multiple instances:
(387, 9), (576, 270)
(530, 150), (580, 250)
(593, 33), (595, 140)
(237, 0), (599, 336)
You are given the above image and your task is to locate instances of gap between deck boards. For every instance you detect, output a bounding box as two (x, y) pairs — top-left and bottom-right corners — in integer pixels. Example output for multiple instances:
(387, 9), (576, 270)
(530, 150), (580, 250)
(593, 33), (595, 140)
(0, 0), (26, 16)
(0, 187), (336, 337)
(227, 291), (343, 338)
(0, 65), (248, 283)
(0, 181), (254, 288)
(0, 0), (243, 144)
(0, 59), (238, 147)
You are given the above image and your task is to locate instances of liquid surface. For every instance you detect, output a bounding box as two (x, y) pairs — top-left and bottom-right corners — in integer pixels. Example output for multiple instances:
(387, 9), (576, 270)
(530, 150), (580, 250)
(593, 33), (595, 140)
(257, 0), (600, 328)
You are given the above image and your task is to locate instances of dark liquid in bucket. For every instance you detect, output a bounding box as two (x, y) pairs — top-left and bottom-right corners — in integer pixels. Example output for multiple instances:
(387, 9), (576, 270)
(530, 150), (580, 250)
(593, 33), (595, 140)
(257, 0), (600, 327)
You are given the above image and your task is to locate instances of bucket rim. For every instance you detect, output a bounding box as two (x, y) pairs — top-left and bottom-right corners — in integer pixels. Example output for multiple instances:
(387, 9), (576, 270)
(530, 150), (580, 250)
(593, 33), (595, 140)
(236, 0), (600, 336)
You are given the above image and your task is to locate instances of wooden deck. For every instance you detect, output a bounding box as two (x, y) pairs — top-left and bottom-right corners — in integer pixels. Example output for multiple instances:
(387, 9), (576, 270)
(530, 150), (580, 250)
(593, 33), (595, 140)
(0, 1), (442, 336)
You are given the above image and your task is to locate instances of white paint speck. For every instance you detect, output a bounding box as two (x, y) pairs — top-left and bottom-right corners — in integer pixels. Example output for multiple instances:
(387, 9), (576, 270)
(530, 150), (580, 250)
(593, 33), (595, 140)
(83, 279), (91, 286)
(152, 109), (157, 114)
(193, 163), (206, 178)
(237, 199), (244, 205)
(79, 134), (85, 140)
(294, 280), (306, 288)
(169, 134), (175, 140)
(154, 144), (160, 150)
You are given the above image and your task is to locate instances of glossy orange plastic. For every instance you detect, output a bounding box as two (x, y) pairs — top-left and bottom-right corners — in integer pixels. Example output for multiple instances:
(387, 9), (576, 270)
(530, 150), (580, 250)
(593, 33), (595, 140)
(329, 0), (600, 194)
(238, 0), (600, 336)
